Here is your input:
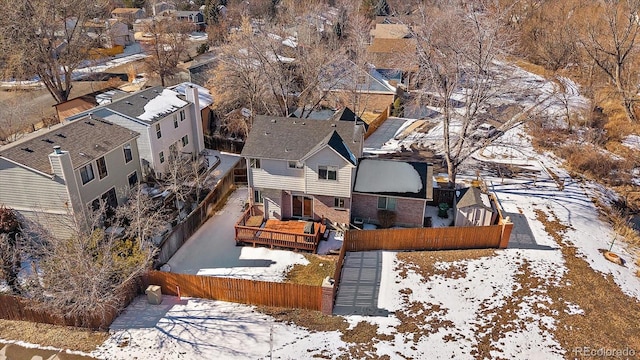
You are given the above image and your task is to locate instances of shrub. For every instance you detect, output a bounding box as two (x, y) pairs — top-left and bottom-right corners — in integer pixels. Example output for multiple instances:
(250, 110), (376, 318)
(377, 210), (396, 229)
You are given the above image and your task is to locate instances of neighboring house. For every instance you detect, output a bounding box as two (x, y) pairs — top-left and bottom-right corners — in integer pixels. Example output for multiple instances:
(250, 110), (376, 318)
(84, 19), (134, 48)
(0, 117), (142, 239)
(66, 86), (205, 179)
(322, 59), (397, 114)
(367, 38), (417, 89)
(369, 23), (412, 42)
(454, 187), (497, 227)
(151, 1), (176, 16)
(187, 51), (217, 87)
(169, 82), (214, 137)
(111, 8), (146, 25)
(54, 88), (127, 121)
(241, 116), (365, 225)
(351, 158), (433, 228)
(171, 10), (205, 31)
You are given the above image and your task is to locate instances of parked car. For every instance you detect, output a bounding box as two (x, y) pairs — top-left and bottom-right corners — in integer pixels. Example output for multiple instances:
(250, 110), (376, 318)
(474, 123), (498, 138)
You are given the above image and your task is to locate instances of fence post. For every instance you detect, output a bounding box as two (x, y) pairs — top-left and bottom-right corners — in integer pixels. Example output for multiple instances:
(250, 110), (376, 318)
(498, 220), (513, 249)
(321, 277), (334, 315)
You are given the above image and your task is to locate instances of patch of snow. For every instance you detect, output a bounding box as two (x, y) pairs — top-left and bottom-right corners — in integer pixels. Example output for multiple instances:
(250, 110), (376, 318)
(282, 36), (298, 48)
(138, 89), (188, 121)
(622, 134), (640, 150)
(354, 159), (423, 193)
(317, 231), (343, 255)
(0, 338), (93, 357)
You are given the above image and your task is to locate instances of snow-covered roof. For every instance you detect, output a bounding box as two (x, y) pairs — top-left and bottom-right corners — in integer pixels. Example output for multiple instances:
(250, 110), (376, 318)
(353, 158), (429, 199)
(138, 89), (188, 121)
(170, 82), (213, 110)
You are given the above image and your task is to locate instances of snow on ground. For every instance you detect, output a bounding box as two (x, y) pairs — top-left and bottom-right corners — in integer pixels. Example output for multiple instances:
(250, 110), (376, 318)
(317, 231), (343, 255)
(622, 134), (640, 151)
(91, 63), (640, 359)
(167, 187), (309, 282)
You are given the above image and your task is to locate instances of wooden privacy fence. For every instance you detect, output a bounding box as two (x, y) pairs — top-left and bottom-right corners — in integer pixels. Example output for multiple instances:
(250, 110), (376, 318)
(344, 224), (508, 252)
(0, 277), (144, 330)
(364, 106), (390, 139)
(147, 271), (323, 311)
(156, 160), (240, 265)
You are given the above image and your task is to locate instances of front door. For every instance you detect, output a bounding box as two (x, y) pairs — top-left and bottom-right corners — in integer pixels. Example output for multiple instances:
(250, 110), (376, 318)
(292, 195), (313, 219)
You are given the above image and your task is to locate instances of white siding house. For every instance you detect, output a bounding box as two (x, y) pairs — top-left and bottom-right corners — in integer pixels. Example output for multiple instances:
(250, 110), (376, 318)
(0, 117), (141, 239)
(242, 116), (364, 225)
(66, 86), (205, 179)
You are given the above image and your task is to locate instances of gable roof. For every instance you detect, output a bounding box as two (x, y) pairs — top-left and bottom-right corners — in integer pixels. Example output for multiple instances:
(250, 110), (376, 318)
(96, 86), (188, 124)
(456, 187), (494, 210)
(301, 130), (356, 165)
(353, 158), (430, 199)
(322, 59), (396, 94)
(169, 82), (213, 110)
(368, 38), (418, 71)
(329, 107), (369, 131)
(0, 116), (138, 175)
(241, 116), (363, 162)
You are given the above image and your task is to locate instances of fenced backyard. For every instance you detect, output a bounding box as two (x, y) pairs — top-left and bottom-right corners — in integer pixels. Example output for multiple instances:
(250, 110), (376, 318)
(147, 271), (323, 311)
(155, 160), (241, 265)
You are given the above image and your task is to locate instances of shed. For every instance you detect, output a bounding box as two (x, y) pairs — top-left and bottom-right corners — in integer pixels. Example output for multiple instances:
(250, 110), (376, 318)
(454, 187), (497, 227)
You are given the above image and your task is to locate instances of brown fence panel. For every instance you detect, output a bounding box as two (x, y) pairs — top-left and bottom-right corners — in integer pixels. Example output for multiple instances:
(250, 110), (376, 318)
(344, 225), (504, 252)
(0, 276), (145, 330)
(364, 106), (390, 139)
(147, 271), (323, 311)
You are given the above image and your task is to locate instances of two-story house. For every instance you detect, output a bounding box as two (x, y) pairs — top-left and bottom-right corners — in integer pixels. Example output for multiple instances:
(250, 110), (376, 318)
(241, 116), (365, 226)
(0, 117), (142, 239)
(67, 86), (205, 179)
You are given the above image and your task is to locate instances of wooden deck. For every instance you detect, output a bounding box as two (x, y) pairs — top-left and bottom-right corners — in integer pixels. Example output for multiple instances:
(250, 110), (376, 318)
(234, 206), (325, 252)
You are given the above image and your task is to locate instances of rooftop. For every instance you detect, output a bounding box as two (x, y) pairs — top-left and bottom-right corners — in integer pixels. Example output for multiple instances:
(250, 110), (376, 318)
(353, 158), (430, 199)
(0, 116), (139, 175)
(241, 116), (363, 162)
(101, 86), (188, 124)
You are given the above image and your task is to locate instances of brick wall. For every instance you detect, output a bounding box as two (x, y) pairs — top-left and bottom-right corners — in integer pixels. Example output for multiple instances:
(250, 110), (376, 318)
(313, 194), (350, 225)
(352, 193), (425, 227)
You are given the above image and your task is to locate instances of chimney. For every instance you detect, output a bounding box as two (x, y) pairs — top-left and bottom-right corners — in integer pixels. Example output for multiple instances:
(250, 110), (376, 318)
(53, 145), (62, 154)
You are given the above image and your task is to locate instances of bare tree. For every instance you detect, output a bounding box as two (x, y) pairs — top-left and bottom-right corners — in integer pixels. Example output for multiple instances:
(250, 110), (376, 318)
(0, 0), (108, 103)
(142, 18), (191, 86)
(578, 0), (640, 122)
(162, 148), (210, 218)
(18, 188), (168, 325)
(410, 2), (513, 187)
(0, 206), (22, 295)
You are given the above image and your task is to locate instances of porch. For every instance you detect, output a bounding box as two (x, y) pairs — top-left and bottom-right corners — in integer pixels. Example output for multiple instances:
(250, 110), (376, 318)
(234, 206), (326, 252)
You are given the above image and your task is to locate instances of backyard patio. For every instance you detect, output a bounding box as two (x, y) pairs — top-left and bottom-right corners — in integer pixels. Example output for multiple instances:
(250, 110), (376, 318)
(235, 205), (326, 252)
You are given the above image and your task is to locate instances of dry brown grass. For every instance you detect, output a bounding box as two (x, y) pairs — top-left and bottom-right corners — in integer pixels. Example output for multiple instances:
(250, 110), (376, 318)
(284, 254), (337, 286)
(534, 208), (640, 354)
(0, 319), (108, 353)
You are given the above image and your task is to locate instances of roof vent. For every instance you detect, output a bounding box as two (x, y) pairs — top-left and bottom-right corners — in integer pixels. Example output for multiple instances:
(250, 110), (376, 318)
(301, 122), (306, 125)
(84, 121), (95, 126)
(330, 123), (336, 127)
(125, 101), (132, 105)
(140, 95), (147, 99)
(55, 133), (67, 138)
(79, 152), (88, 157)
(21, 147), (34, 153)
(53, 145), (62, 154)
(270, 119), (277, 123)
(41, 138), (54, 144)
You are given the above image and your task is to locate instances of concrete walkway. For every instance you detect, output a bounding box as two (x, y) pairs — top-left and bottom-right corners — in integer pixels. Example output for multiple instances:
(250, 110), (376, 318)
(333, 252), (389, 316)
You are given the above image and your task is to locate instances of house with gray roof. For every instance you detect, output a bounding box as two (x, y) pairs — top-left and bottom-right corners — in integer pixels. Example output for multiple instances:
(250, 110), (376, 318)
(0, 117), (142, 239)
(241, 116), (365, 225)
(67, 85), (205, 179)
(351, 158), (433, 228)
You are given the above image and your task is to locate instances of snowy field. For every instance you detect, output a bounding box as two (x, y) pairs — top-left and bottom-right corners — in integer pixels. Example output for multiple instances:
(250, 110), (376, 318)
(87, 63), (640, 359)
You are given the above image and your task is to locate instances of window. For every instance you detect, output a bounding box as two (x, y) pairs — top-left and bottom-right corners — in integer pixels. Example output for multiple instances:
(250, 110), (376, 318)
(288, 161), (303, 169)
(96, 156), (108, 179)
(155, 123), (162, 139)
(123, 143), (133, 163)
(159, 151), (165, 164)
(128, 171), (138, 188)
(254, 189), (263, 204)
(101, 188), (118, 209)
(181, 134), (189, 147)
(80, 164), (94, 185)
(318, 165), (337, 180)
(334, 197), (345, 208)
(169, 142), (177, 155)
(377, 196), (397, 211)
(179, 110), (185, 121)
(90, 198), (101, 211)
(250, 158), (261, 169)
(173, 115), (179, 128)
